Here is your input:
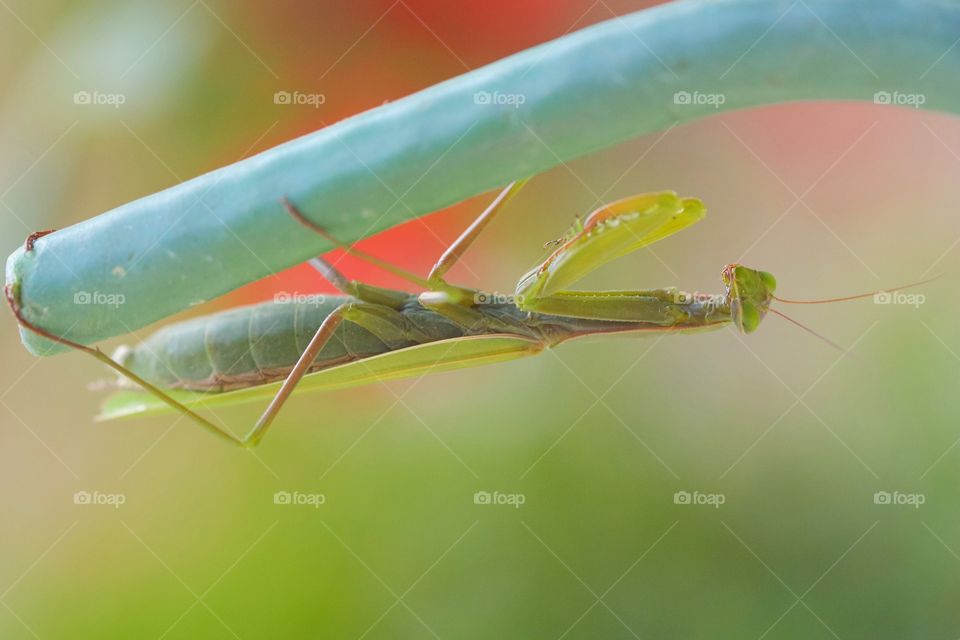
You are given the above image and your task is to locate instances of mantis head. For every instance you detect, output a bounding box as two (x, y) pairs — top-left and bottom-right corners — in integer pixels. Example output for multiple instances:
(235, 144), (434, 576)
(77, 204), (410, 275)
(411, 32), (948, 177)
(723, 264), (777, 334)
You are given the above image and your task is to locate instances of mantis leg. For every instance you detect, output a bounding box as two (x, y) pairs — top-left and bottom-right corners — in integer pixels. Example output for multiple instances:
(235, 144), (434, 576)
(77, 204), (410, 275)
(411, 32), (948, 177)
(510, 193), (724, 325)
(417, 290), (539, 337)
(286, 181), (527, 300)
(307, 256), (352, 294)
(427, 179), (527, 284)
(246, 302), (346, 445)
(515, 288), (729, 328)
(516, 192), (705, 301)
(5, 285), (245, 446)
(283, 197), (433, 289)
(307, 254), (411, 309)
(245, 299), (430, 446)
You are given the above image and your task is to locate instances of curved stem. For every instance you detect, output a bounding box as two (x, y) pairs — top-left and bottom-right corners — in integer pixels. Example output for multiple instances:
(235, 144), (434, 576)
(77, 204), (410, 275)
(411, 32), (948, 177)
(9, 0), (960, 354)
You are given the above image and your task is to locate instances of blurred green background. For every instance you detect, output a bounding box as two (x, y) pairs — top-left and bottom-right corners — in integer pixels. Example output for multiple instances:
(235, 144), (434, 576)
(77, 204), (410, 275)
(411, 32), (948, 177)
(3, 1), (960, 638)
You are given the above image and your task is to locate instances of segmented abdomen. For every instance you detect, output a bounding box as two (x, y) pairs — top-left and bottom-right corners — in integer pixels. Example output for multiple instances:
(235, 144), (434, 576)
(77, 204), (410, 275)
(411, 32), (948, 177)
(117, 297), (466, 391)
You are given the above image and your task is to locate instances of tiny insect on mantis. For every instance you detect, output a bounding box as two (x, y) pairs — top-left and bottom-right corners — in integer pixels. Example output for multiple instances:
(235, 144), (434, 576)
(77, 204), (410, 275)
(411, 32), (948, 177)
(5, 180), (935, 446)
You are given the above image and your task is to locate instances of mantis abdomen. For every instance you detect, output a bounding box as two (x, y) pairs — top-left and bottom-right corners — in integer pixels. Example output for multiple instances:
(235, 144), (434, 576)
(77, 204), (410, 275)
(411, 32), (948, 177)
(116, 297), (470, 392)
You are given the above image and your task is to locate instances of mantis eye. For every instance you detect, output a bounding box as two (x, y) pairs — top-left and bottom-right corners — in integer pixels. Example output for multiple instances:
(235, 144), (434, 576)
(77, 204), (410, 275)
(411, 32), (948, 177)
(737, 301), (762, 333)
(759, 271), (777, 292)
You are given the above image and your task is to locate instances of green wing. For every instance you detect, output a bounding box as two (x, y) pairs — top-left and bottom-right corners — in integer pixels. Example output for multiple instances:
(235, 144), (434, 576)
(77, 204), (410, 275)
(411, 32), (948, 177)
(98, 334), (544, 421)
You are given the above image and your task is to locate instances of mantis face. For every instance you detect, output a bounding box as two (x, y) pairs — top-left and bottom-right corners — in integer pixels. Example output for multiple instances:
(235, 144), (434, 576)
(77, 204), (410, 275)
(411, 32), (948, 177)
(723, 264), (777, 334)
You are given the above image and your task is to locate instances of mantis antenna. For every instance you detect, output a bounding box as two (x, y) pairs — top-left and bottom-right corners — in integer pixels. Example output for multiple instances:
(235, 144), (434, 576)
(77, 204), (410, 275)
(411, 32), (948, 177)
(767, 308), (850, 355)
(773, 274), (941, 304)
(767, 274), (942, 354)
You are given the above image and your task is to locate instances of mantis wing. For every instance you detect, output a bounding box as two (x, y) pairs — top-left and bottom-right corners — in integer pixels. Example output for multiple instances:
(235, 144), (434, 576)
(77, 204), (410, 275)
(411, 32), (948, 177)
(98, 334), (544, 421)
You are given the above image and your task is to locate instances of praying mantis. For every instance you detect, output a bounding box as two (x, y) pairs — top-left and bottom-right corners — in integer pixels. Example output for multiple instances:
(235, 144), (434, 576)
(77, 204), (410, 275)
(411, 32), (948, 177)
(6, 179), (923, 447)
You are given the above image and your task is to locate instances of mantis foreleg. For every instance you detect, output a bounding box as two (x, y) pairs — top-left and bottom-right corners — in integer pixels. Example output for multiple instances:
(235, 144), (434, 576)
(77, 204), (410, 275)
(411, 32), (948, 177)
(513, 193), (715, 324)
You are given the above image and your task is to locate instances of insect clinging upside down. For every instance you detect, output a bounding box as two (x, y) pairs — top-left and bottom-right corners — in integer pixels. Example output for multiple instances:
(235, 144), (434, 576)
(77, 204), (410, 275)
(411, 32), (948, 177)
(5, 179), (930, 446)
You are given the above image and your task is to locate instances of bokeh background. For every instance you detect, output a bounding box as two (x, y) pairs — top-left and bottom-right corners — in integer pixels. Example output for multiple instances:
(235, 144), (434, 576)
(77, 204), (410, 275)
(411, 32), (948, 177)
(3, 1), (960, 638)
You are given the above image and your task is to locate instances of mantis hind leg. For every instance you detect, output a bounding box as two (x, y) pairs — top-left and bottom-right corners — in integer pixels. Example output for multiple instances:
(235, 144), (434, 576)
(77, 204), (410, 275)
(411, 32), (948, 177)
(4, 284), (246, 446)
(8, 283), (412, 447)
(245, 300), (431, 446)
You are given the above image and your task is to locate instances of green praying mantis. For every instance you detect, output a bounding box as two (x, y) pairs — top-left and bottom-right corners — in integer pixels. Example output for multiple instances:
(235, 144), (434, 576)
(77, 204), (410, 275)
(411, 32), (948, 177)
(6, 180), (930, 446)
